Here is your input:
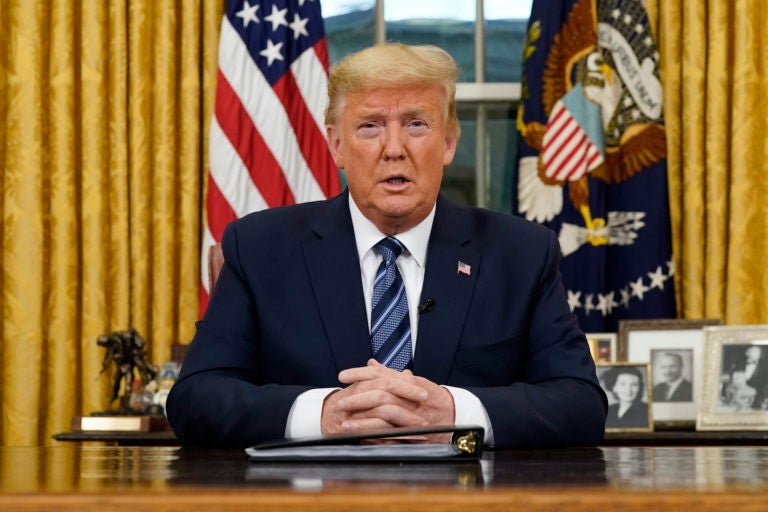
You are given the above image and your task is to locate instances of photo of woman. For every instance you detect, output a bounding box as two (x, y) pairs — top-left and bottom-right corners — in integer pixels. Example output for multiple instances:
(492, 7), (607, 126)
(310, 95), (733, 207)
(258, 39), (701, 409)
(598, 364), (653, 431)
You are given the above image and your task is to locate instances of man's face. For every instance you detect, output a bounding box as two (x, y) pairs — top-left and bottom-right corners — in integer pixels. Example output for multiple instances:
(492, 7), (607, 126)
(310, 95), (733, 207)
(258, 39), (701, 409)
(659, 355), (683, 383)
(746, 346), (762, 365)
(326, 85), (457, 234)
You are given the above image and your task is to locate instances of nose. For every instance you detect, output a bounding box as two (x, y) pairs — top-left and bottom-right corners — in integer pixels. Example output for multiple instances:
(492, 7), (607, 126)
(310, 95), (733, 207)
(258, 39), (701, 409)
(382, 124), (406, 161)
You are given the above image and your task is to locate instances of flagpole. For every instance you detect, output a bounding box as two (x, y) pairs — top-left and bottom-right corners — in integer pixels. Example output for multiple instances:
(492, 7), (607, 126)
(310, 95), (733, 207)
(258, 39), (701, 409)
(375, 0), (385, 45)
(474, 0), (487, 208)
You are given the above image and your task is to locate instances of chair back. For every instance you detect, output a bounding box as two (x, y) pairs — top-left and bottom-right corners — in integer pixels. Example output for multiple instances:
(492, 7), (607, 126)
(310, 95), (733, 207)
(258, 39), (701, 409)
(208, 243), (224, 292)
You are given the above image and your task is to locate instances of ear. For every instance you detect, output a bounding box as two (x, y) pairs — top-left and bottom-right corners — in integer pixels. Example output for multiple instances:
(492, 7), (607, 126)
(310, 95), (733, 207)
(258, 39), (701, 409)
(326, 125), (345, 169)
(442, 133), (458, 166)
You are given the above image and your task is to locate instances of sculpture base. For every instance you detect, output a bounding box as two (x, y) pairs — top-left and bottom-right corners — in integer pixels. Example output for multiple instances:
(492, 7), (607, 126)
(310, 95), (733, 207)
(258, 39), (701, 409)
(71, 414), (169, 432)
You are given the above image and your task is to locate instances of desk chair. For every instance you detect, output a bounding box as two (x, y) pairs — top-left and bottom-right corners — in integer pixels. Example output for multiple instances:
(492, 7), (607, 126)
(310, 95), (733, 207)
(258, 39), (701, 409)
(208, 243), (224, 292)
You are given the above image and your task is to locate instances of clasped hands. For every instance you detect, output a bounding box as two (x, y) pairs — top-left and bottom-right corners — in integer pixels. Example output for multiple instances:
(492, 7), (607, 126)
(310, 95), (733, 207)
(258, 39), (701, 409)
(321, 359), (455, 443)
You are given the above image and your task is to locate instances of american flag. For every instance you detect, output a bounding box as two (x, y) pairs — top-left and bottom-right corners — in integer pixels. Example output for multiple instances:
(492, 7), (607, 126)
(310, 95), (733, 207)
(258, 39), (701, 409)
(201, 0), (341, 315)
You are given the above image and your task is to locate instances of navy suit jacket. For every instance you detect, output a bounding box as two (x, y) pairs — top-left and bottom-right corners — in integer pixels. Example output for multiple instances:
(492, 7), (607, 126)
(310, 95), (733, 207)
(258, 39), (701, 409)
(166, 192), (607, 448)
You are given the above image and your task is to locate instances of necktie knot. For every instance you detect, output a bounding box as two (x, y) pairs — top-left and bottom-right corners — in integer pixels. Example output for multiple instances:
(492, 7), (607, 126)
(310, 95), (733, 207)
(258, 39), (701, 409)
(376, 237), (404, 264)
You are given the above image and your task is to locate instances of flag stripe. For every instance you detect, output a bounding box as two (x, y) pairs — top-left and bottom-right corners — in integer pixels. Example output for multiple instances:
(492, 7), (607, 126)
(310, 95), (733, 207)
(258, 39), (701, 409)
(544, 120), (580, 177)
(312, 36), (330, 72)
(555, 131), (588, 181)
(542, 106), (568, 151)
(291, 47), (331, 139)
(541, 109), (573, 161)
(548, 124), (582, 179)
(209, 117), (269, 217)
(205, 173), (238, 242)
(272, 70), (336, 197)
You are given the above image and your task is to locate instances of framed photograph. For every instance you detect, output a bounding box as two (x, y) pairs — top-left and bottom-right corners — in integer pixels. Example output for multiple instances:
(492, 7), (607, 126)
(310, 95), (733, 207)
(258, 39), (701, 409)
(697, 325), (768, 431)
(585, 332), (617, 363)
(597, 362), (654, 433)
(617, 318), (721, 429)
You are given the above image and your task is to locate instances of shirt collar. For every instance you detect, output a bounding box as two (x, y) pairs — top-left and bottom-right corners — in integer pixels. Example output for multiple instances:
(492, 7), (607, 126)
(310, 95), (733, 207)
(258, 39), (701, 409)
(348, 194), (435, 268)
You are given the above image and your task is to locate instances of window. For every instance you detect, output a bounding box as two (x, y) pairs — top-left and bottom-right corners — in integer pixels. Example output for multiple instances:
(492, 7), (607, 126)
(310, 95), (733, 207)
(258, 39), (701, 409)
(322, 0), (532, 213)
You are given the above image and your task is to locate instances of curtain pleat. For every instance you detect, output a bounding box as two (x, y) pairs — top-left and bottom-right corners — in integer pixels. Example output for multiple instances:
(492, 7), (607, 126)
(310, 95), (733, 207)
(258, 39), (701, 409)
(45, 0), (81, 444)
(2, 2), (49, 446)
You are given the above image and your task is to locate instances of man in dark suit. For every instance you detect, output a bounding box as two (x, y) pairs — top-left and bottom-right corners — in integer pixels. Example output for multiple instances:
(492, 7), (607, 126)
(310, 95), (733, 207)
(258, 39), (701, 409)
(166, 43), (607, 449)
(652, 352), (693, 402)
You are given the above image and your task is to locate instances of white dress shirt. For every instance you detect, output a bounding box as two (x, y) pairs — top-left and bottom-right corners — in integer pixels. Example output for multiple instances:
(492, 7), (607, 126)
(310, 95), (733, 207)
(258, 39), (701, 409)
(285, 195), (493, 444)
(664, 376), (684, 400)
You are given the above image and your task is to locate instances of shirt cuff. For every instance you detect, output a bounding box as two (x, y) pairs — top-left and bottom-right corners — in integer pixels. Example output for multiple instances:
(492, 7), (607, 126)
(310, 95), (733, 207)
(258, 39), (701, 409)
(284, 387), (339, 438)
(443, 385), (495, 446)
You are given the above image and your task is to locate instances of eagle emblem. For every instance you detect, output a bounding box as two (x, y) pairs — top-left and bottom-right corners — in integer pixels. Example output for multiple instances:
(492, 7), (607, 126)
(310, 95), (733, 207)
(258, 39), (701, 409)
(517, 0), (666, 256)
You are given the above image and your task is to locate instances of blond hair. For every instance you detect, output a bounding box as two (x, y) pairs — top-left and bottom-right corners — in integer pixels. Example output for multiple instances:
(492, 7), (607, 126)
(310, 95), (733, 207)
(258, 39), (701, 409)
(325, 43), (460, 137)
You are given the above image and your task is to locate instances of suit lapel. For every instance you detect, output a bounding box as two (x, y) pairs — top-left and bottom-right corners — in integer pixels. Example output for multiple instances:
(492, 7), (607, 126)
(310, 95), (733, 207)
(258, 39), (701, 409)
(303, 193), (372, 372)
(413, 197), (479, 383)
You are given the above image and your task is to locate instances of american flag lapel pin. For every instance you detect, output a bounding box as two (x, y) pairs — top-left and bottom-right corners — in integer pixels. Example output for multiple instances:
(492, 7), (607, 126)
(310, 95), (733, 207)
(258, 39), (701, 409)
(457, 261), (471, 276)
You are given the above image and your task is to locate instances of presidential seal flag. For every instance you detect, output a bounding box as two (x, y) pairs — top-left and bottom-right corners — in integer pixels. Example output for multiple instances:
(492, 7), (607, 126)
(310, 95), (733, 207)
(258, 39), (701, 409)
(516, 0), (676, 331)
(201, 0), (341, 315)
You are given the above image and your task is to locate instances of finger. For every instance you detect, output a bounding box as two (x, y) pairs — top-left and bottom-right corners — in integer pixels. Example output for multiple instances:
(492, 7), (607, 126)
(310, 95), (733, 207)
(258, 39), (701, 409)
(340, 417), (394, 432)
(338, 388), (417, 413)
(349, 404), (429, 427)
(340, 358), (407, 383)
(338, 365), (386, 384)
(347, 403), (429, 427)
(367, 359), (417, 379)
(342, 376), (428, 404)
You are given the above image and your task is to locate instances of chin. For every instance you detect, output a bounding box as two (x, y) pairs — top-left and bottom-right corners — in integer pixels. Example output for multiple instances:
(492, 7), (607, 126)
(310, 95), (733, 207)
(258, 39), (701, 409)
(378, 197), (420, 218)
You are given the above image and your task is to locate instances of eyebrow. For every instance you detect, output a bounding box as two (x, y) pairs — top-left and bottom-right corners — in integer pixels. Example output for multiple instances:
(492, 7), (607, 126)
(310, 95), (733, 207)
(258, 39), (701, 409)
(355, 104), (436, 120)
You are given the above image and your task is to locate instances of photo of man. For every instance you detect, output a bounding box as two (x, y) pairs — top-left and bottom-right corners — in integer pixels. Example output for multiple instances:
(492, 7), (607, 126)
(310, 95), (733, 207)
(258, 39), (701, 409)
(651, 350), (693, 403)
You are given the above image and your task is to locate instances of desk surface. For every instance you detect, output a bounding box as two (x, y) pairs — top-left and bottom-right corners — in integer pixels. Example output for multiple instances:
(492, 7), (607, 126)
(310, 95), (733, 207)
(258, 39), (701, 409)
(3, 445), (768, 511)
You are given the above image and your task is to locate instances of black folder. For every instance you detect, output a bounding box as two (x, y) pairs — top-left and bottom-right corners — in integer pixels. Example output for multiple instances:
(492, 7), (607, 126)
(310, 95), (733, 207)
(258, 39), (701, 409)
(245, 424), (484, 462)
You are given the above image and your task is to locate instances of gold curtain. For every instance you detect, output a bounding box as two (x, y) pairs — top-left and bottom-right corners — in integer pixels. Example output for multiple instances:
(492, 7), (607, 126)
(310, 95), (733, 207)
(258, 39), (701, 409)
(646, 0), (768, 323)
(0, 0), (225, 446)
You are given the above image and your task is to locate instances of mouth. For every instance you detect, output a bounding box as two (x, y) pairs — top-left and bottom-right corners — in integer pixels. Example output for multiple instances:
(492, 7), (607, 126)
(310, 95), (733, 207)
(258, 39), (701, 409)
(382, 176), (410, 186)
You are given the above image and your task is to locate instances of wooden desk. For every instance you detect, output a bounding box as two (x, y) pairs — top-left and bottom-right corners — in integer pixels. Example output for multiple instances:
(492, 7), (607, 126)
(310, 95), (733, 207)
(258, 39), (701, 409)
(3, 445), (768, 511)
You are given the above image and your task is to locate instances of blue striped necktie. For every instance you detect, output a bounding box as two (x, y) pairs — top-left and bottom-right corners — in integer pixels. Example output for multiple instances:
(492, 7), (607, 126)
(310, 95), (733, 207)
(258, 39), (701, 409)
(370, 237), (412, 371)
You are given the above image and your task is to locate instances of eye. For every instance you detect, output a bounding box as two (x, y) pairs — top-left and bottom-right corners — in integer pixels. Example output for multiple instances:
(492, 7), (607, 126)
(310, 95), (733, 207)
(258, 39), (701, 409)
(405, 119), (428, 134)
(356, 122), (381, 138)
